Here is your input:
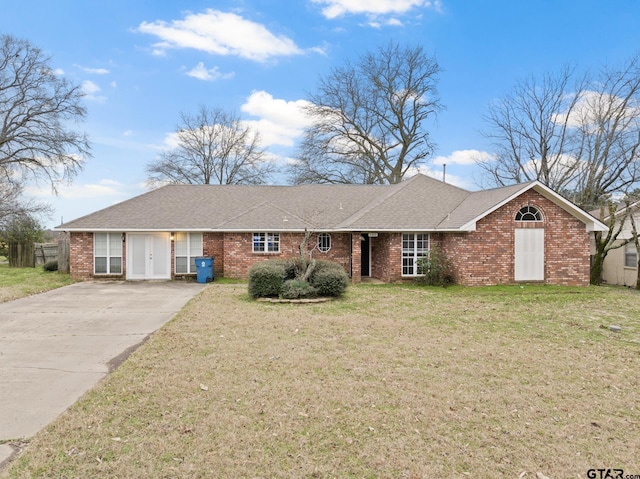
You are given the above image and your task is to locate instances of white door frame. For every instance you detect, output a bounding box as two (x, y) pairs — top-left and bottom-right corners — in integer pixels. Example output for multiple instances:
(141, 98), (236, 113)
(126, 233), (171, 280)
(514, 228), (544, 281)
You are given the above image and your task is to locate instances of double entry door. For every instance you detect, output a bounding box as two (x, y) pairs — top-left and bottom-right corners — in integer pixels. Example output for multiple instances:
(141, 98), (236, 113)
(126, 233), (171, 280)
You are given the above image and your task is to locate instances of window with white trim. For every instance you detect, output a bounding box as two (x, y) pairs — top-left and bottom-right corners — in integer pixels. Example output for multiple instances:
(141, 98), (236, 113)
(94, 233), (122, 274)
(515, 205), (542, 221)
(624, 242), (637, 268)
(402, 233), (429, 276)
(317, 233), (331, 253)
(175, 232), (203, 274)
(253, 232), (280, 253)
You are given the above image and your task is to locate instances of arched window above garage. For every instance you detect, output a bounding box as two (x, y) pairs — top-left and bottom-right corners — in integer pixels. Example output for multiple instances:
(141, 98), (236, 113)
(515, 205), (542, 221)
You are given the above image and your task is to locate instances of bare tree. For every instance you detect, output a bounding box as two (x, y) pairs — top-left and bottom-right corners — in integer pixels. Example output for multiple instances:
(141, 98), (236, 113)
(0, 34), (90, 190)
(0, 178), (50, 232)
(146, 106), (273, 186)
(289, 42), (442, 185)
(479, 66), (587, 190)
(480, 55), (640, 284)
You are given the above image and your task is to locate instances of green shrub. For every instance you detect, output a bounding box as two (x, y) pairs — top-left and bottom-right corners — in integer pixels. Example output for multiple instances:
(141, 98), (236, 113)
(248, 261), (287, 298)
(310, 263), (349, 297)
(249, 258), (349, 299)
(43, 260), (58, 272)
(280, 279), (318, 299)
(415, 246), (455, 287)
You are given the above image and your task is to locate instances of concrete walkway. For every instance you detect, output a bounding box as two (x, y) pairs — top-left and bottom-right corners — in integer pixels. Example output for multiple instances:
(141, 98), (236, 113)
(0, 281), (204, 467)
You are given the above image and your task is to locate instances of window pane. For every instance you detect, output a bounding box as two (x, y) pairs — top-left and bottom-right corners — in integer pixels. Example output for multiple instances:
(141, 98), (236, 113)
(95, 233), (107, 256)
(175, 233), (188, 256)
(402, 233), (430, 276)
(109, 257), (122, 274)
(190, 233), (203, 256)
(403, 258), (413, 275)
(267, 233), (280, 252)
(190, 257), (197, 274)
(108, 233), (121, 257)
(95, 257), (107, 274)
(317, 233), (331, 252)
(253, 233), (265, 252)
(625, 243), (637, 268)
(176, 257), (188, 273)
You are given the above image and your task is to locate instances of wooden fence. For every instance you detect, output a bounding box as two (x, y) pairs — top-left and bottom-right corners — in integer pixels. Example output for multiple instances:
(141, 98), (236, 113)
(34, 243), (58, 266)
(8, 242), (35, 268)
(8, 238), (70, 272)
(57, 238), (70, 273)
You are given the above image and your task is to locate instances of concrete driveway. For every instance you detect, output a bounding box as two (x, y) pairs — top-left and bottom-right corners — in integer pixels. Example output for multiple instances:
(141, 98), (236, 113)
(0, 281), (204, 466)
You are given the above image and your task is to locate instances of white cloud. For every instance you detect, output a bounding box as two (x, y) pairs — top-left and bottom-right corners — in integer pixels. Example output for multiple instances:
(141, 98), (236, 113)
(76, 65), (110, 75)
(553, 90), (640, 131)
(123, 130), (135, 137)
(81, 80), (101, 95)
(81, 80), (106, 102)
(240, 90), (313, 147)
(186, 62), (234, 81)
(312, 0), (441, 19)
(110, 81), (117, 88)
(25, 179), (130, 200)
(432, 149), (494, 166)
(136, 9), (303, 62)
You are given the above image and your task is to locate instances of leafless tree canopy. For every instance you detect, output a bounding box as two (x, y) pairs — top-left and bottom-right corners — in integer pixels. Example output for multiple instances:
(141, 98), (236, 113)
(289, 42), (442, 185)
(480, 55), (640, 210)
(0, 34), (90, 191)
(146, 106), (273, 186)
(0, 177), (50, 231)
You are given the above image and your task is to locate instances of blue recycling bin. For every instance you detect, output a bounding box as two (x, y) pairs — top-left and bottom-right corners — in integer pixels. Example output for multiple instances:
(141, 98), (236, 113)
(195, 257), (214, 283)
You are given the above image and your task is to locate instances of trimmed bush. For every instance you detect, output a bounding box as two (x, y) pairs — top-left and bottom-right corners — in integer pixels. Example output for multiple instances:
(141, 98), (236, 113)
(280, 279), (318, 299)
(310, 263), (349, 297)
(249, 258), (349, 299)
(248, 261), (287, 298)
(43, 260), (58, 272)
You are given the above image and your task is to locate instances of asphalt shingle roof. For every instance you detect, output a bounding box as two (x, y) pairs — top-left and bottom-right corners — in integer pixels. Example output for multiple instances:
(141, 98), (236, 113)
(57, 174), (557, 232)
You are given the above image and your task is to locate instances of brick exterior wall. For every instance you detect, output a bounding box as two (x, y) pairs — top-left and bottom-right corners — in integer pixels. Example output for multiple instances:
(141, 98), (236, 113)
(67, 190), (591, 286)
(371, 233), (402, 282)
(439, 190), (590, 286)
(223, 232), (352, 279)
(351, 233), (361, 283)
(70, 232), (94, 280)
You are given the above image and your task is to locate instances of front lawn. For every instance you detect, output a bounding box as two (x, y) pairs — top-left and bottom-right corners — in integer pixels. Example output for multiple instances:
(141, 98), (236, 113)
(4, 283), (639, 478)
(0, 264), (74, 303)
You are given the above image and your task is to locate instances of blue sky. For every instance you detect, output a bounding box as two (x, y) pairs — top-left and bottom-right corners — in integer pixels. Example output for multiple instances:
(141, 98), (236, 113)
(2, 0), (640, 228)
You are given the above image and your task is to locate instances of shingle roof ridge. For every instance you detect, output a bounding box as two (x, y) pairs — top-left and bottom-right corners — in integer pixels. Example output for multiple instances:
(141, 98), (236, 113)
(337, 173), (452, 228)
(333, 176), (421, 229)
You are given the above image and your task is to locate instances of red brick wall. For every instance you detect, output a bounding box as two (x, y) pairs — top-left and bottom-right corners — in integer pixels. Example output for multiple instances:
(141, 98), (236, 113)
(439, 190), (590, 286)
(70, 232), (93, 280)
(203, 232), (224, 278)
(351, 233), (361, 283)
(223, 232), (352, 279)
(371, 233), (402, 282)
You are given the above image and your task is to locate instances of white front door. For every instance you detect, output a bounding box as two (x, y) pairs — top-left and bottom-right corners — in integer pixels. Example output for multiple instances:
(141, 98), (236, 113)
(514, 228), (544, 281)
(127, 233), (171, 280)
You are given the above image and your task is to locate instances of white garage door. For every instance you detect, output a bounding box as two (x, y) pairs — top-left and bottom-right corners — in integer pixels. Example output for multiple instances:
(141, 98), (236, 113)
(514, 228), (544, 281)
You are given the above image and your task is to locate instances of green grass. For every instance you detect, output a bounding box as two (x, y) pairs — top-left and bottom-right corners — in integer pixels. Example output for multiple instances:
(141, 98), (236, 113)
(3, 283), (640, 478)
(0, 263), (74, 303)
